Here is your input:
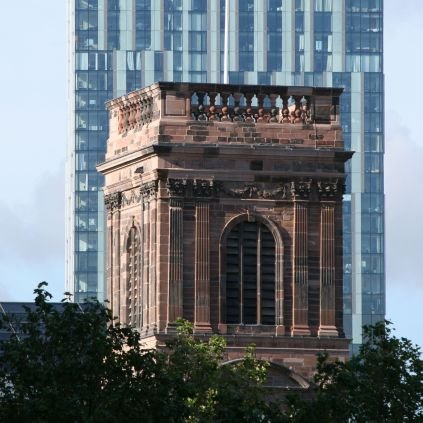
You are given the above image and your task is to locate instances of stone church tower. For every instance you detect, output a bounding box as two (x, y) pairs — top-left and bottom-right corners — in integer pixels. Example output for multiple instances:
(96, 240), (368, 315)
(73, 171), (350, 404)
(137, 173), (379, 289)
(98, 82), (352, 382)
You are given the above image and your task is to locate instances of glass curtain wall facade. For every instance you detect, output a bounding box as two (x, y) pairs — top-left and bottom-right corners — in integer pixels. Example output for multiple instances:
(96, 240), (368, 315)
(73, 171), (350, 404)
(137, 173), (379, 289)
(67, 0), (384, 349)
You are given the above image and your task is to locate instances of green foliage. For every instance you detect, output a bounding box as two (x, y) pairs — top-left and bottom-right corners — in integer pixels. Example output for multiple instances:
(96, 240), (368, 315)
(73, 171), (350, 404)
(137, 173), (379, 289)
(0, 282), (145, 422)
(158, 318), (280, 422)
(3, 285), (420, 422)
(0, 283), (282, 422)
(287, 321), (423, 423)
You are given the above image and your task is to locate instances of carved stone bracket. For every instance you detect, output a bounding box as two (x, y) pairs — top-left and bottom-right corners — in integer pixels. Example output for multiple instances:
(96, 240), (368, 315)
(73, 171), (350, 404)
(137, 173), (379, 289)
(291, 180), (312, 200)
(141, 180), (158, 200)
(166, 178), (188, 197)
(105, 192), (122, 212)
(317, 179), (344, 200)
(192, 179), (218, 197)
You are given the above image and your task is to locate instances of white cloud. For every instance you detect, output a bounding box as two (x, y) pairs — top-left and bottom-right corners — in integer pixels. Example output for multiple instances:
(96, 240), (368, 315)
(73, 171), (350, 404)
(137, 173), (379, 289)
(385, 3), (423, 145)
(0, 2), (67, 302)
(384, 1), (423, 348)
(0, 166), (64, 263)
(385, 113), (423, 287)
(385, 110), (423, 347)
(0, 165), (65, 301)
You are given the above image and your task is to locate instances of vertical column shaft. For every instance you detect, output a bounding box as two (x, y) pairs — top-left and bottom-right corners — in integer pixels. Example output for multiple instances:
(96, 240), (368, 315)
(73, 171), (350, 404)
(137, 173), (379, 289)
(107, 209), (113, 314)
(112, 209), (121, 323)
(194, 201), (212, 332)
(105, 193), (121, 323)
(149, 194), (157, 331)
(292, 202), (310, 335)
(138, 197), (144, 331)
(275, 242), (284, 331)
(142, 199), (150, 331)
(168, 198), (184, 324)
(319, 204), (338, 336)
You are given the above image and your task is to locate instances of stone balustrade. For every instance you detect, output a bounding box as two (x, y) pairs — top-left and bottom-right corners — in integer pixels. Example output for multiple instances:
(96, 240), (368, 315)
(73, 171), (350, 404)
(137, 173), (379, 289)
(107, 82), (342, 135)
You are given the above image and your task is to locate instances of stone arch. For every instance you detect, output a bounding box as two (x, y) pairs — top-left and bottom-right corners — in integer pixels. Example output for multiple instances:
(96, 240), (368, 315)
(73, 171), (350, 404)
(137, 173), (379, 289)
(221, 359), (309, 389)
(219, 213), (284, 327)
(121, 217), (142, 253)
(263, 361), (310, 389)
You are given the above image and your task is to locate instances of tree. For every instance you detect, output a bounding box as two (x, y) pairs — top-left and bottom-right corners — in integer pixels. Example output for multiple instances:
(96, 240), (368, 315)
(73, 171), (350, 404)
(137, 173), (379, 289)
(0, 283), (145, 422)
(0, 283), (283, 422)
(287, 321), (423, 423)
(155, 320), (286, 422)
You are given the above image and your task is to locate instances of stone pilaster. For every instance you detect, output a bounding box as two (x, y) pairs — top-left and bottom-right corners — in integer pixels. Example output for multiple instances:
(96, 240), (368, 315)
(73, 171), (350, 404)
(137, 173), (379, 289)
(139, 181), (159, 333)
(275, 238), (284, 334)
(105, 192), (121, 322)
(292, 200), (310, 336)
(194, 200), (212, 332)
(105, 197), (113, 316)
(132, 193), (143, 331)
(136, 221), (143, 331)
(148, 184), (158, 332)
(319, 204), (338, 336)
(167, 197), (184, 327)
(142, 196), (150, 331)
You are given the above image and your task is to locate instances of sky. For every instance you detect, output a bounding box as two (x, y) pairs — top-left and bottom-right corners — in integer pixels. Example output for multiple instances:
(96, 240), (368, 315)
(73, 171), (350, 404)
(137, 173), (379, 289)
(0, 2), (421, 348)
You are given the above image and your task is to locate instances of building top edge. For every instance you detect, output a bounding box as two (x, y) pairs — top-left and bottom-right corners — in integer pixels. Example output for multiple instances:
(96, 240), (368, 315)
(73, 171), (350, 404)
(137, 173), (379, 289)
(106, 81), (343, 109)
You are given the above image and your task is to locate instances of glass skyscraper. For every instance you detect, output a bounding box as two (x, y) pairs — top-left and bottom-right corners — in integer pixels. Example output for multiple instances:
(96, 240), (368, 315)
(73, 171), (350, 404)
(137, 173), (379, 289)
(67, 0), (384, 349)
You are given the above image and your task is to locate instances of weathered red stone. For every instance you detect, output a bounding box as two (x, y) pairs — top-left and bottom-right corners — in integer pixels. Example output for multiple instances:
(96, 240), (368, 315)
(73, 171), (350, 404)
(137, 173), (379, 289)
(98, 82), (353, 384)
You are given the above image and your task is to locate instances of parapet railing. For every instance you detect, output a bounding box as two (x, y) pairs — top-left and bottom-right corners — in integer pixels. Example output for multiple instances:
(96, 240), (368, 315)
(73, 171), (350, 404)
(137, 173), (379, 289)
(109, 82), (342, 134)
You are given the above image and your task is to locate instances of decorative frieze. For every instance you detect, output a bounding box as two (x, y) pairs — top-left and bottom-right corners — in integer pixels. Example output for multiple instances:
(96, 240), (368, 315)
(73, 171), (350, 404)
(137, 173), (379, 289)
(160, 179), (345, 202)
(219, 182), (291, 200)
(122, 189), (142, 207)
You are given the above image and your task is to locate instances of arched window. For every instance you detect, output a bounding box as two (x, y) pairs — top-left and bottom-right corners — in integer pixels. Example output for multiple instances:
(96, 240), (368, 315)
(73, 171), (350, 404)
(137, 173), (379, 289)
(225, 221), (275, 325)
(126, 226), (140, 325)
